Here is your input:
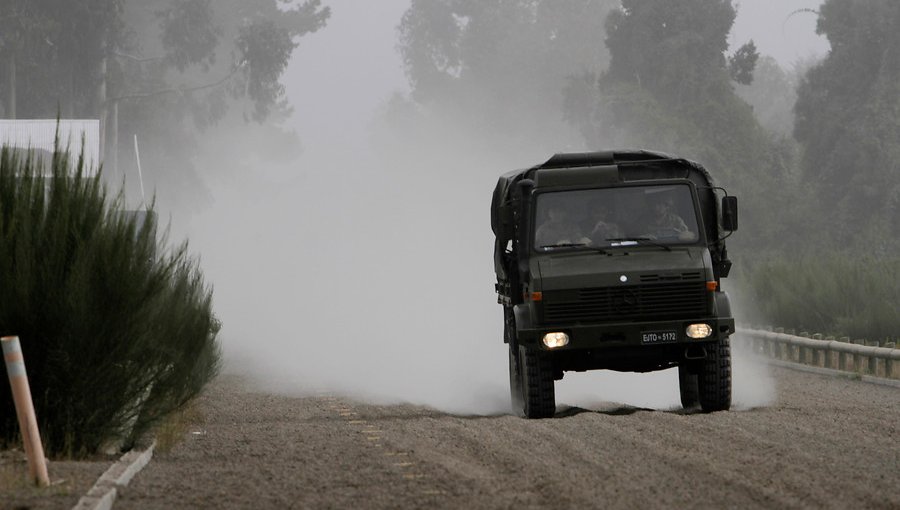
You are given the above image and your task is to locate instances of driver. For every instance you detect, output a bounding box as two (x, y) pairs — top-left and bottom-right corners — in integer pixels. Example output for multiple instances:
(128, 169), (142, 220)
(535, 204), (589, 248)
(647, 198), (690, 237)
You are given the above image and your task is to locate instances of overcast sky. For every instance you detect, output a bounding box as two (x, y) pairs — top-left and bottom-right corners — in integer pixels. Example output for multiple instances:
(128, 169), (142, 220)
(284, 0), (828, 153)
(284, 0), (410, 155)
(730, 0), (828, 68)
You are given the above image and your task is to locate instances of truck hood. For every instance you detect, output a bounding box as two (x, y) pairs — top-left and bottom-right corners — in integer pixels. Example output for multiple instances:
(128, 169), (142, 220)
(533, 248), (709, 291)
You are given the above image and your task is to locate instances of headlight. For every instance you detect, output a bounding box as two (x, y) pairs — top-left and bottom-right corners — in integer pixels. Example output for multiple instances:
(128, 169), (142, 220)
(686, 323), (713, 339)
(542, 332), (570, 348)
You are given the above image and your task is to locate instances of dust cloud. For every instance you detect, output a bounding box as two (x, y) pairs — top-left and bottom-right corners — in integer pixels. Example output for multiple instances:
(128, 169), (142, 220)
(180, 110), (549, 415)
(172, 2), (779, 416)
(178, 113), (775, 415)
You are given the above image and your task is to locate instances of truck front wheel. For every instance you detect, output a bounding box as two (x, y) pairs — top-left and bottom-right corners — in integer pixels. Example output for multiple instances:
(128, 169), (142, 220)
(698, 336), (732, 412)
(678, 364), (700, 409)
(508, 344), (524, 415)
(518, 345), (556, 418)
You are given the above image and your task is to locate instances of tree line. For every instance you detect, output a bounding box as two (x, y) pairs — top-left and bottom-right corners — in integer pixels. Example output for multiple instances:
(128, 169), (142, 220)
(3, 0), (895, 241)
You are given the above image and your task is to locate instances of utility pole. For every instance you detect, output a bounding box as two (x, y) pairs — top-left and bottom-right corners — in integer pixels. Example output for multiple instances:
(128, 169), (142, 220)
(97, 55), (107, 169)
(110, 100), (119, 180)
(7, 53), (16, 119)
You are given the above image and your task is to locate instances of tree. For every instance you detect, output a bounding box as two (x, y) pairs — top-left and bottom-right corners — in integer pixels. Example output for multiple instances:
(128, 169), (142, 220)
(794, 0), (900, 242)
(603, 0), (737, 108)
(734, 56), (800, 138)
(728, 41), (759, 85)
(0, 1), (49, 117)
(0, 0), (125, 119)
(0, 0), (330, 211)
(395, 0), (618, 152)
(563, 0), (797, 250)
(110, 0), (329, 211)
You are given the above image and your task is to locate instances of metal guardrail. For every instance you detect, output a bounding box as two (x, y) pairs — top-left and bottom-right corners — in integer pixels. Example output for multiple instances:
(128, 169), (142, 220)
(736, 327), (899, 380)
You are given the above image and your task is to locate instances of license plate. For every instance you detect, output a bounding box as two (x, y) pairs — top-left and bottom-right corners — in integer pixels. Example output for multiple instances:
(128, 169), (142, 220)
(641, 330), (678, 344)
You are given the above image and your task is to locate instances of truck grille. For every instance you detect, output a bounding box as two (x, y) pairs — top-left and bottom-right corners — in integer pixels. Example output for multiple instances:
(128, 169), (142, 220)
(542, 282), (708, 324)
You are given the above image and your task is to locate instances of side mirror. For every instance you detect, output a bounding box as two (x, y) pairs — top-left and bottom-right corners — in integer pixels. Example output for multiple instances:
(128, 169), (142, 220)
(721, 196), (738, 232)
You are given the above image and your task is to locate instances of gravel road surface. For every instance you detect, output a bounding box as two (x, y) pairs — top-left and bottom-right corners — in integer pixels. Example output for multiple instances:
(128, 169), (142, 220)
(113, 364), (899, 510)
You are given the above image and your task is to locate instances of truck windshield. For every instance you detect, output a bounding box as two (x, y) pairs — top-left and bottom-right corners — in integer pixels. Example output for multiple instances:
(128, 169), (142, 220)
(533, 184), (701, 250)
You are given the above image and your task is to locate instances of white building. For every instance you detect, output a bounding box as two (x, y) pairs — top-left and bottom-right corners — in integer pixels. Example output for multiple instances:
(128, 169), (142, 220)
(0, 119), (101, 175)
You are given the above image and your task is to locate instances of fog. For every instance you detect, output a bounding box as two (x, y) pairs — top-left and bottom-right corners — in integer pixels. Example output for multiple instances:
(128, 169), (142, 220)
(163, 0), (836, 414)
(730, 0), (828, 67)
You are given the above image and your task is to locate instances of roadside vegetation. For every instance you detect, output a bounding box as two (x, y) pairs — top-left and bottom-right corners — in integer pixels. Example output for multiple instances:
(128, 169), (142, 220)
(737, 253), (900, 342)
(0, 145), (220, 458)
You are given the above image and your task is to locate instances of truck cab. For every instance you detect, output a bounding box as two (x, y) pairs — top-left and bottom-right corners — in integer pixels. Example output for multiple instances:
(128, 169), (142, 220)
(491, 151), (738, 418)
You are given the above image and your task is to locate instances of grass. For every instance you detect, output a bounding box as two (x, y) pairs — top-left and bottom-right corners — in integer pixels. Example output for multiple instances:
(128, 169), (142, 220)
(153, 400), (204, 453)
(737, 251), (900, 343)
(0, 458), (29, 491)
(0, 453), (75, 495)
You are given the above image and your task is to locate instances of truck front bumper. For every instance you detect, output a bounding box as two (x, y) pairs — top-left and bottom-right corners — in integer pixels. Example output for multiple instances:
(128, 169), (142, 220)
(517, 317), (735, 351)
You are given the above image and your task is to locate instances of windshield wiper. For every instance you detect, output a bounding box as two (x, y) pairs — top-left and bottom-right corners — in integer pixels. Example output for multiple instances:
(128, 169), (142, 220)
(539, 243), (609, 254)
(605, 237), (672, 251)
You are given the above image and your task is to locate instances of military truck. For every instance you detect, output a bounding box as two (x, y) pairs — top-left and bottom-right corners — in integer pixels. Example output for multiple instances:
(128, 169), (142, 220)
(491, 150), (738, 418)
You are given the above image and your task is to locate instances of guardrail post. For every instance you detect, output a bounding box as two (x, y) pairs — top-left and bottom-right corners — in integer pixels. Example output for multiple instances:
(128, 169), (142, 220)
(770, 335), (779, 358)
(749, 333), (760, 354)
(839, 337), (850, 371)
(852, 339), (866, 373)
(884, 342), (896, 380)
(2, 336), (50, 487)
(824, 336), (835, 368)
(811, 334), (823, 366)
(787, 330), (797, 362)
(865, 341), (879, 376)
(798, 332), (808, 365)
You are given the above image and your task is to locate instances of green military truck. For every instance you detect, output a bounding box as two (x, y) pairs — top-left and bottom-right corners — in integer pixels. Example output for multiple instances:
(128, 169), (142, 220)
(491, 150), (738, 418)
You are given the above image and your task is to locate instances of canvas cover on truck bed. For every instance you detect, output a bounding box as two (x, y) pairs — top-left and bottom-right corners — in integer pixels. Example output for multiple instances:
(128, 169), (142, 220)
(491, 150), (732, 282)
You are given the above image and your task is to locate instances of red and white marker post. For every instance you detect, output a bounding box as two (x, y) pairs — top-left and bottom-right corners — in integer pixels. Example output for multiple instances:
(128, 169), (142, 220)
(2, 335), (50, 487)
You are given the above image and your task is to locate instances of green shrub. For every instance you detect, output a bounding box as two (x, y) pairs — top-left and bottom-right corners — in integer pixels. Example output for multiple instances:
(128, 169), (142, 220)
(0, 144), (220, 458)
(738, 251), (900, 342)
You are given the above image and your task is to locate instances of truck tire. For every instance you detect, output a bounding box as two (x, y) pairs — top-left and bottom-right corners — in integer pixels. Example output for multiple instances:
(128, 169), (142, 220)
(508, 344), (524, 416)
(519, 345), (555, 418)
(698, 336), (732, 412)
(678, 364), (699, 409)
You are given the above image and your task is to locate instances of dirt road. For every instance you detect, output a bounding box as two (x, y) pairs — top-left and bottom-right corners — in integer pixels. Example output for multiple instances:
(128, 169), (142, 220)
(115, 365), (899, 509)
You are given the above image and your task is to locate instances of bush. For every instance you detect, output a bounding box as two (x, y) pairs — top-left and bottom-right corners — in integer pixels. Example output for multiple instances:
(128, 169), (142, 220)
(738, 251), (900, 343)
(0, 144), (220, 458)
